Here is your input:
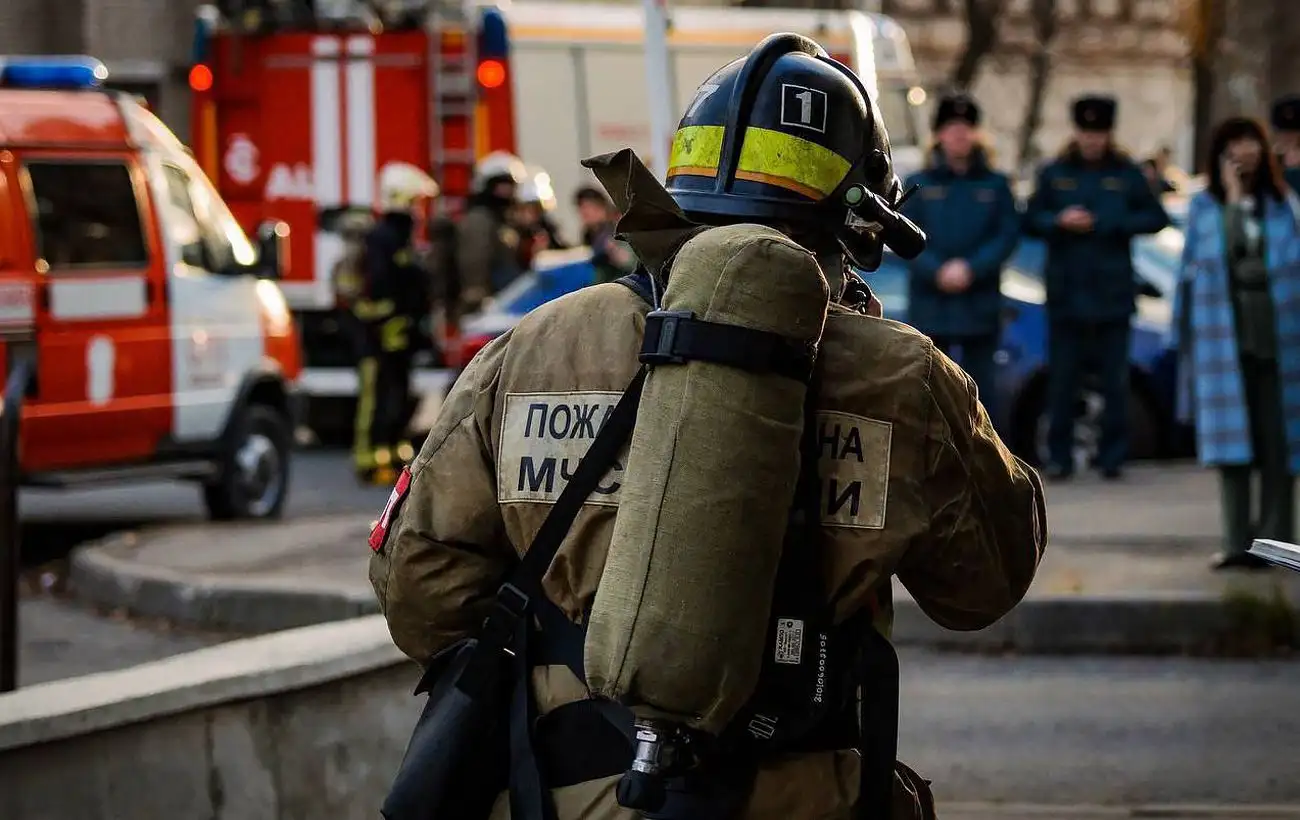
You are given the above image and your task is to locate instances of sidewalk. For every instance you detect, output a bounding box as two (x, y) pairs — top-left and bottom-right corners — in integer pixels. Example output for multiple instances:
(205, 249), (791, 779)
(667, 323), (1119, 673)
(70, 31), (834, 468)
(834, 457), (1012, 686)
(67, 463), (1300, 654)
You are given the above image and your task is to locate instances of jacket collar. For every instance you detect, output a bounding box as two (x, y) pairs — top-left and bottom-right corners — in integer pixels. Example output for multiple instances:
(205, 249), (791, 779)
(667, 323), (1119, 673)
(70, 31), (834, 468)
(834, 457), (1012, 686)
(1059, 142), (1130, 170)
(927, 145), (991, 179)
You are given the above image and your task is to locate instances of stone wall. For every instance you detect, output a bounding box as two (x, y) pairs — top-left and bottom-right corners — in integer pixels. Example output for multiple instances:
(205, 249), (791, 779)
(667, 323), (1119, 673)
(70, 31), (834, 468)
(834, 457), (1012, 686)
(0, 617), (419, 820)
(0, 0), (203, 138)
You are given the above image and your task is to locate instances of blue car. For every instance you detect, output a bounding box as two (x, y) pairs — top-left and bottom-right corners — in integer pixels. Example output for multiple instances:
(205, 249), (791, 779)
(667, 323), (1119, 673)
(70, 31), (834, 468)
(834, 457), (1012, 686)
(862, 226), (1189, 469)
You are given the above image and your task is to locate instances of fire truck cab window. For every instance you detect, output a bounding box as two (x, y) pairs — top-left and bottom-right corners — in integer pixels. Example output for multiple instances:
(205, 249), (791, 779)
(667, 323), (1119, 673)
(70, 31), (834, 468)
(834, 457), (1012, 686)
(25, 161), (149, 270)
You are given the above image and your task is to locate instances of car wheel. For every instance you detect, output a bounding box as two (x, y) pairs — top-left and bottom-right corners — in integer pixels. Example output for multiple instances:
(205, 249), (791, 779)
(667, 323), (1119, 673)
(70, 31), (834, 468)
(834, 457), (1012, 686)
(1027, 383), (1160, 471)
(203, 404), (292, 521)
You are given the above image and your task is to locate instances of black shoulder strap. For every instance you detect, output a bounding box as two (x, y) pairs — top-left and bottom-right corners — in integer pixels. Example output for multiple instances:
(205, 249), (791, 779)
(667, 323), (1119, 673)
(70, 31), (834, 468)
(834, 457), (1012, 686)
(485, 366), (646, 820)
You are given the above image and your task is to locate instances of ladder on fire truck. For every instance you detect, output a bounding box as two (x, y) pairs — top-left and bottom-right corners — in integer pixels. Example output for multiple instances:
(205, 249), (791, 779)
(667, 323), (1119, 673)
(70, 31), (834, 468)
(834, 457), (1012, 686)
(427, 0), (479, 217)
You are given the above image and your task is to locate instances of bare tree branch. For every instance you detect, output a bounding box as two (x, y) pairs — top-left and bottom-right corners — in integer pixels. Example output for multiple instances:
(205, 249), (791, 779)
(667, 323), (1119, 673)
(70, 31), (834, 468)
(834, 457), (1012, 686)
(950, 0), (1005, 91)
(1016, 0), (1060, 171)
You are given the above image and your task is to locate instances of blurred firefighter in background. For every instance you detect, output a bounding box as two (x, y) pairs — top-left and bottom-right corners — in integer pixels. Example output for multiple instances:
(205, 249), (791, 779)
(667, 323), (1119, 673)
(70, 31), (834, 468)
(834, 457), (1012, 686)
(456, 151), (527, 316)
(352, 162), (439, 485)
(513, 165), (569, 270)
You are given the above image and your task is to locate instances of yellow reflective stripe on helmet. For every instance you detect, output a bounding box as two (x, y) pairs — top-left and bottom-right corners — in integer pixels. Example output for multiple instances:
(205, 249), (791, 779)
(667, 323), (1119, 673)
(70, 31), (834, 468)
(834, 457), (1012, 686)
(668, 124), (725, 178)
(667, 125), (852, 200)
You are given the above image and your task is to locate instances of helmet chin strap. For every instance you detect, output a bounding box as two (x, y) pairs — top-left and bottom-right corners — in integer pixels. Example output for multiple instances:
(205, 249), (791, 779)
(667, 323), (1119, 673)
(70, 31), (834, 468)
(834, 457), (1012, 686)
(815, 250), (848, 302)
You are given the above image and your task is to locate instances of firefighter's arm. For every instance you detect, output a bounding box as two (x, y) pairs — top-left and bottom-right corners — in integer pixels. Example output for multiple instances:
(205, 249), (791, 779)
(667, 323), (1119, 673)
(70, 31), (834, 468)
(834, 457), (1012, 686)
(895, 346), (1048, 631)
(355, 230), (396, 322)
(456, 210), (494, 311)
(368, 331), (514, 664)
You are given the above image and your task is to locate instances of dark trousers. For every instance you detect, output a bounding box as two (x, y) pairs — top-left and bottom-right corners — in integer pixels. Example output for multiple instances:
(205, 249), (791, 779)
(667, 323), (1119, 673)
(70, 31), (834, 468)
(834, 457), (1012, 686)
(1219, 355), (1295, 556)
(1046, 319), (1130, 473)
(931, 334), (1000, 421)
(353, 349), (414, 470)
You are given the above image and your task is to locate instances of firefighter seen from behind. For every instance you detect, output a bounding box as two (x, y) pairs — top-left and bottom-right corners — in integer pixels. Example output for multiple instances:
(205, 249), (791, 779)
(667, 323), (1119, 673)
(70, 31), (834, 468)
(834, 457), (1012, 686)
(352, 161), (438, 486)
(369, 33), (1047, 820)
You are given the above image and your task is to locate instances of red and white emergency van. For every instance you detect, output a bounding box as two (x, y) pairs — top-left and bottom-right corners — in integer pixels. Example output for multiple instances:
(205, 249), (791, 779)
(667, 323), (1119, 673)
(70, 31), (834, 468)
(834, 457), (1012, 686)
(187, 2), (926, 435)
(0, 56), (302, 520)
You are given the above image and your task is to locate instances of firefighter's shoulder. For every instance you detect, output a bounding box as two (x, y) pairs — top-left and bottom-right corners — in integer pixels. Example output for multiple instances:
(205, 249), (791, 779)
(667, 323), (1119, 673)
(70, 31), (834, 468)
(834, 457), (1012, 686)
(514, 279), (649, 339)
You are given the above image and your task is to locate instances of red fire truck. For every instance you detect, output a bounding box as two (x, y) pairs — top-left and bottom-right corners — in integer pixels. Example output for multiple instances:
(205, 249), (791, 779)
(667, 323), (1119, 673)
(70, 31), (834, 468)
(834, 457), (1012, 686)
(188, 1), (926, 438)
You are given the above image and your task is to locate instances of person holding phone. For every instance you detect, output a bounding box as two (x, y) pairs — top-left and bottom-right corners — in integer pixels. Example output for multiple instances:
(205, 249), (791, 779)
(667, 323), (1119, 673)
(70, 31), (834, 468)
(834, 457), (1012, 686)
(1024, 95), (1170, 481)
(1172, 116), (1300, 570)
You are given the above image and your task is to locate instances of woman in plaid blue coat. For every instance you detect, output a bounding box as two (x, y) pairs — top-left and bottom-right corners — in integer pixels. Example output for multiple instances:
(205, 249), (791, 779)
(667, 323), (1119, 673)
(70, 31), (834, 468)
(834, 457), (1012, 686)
(1173, 117), (1300, 570)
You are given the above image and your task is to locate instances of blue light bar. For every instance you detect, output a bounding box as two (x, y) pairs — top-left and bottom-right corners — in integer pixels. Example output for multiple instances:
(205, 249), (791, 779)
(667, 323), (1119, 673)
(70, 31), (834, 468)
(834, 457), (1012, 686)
(0, 56), (108, 90)
(478, 7), (510, 61)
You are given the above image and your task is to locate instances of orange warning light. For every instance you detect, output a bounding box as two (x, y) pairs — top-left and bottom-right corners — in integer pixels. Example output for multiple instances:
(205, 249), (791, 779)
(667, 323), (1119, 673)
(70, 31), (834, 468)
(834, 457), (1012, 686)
(189, 64), (213, 93)
(476, 59), (506, 90)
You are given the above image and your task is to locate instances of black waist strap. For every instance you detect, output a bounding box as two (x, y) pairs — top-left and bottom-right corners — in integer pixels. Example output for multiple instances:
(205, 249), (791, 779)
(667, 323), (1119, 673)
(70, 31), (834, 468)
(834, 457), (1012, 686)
(640, 310), (815, 383)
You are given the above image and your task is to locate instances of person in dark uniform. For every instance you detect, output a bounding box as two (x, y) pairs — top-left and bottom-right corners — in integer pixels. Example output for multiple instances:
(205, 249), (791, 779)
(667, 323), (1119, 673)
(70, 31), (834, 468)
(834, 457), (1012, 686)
(1024, 95), (1170, 481)
(901, 93), (1019, 420)
(352, 162), (439, 485)
(457, 152), (526, 316)
(1269, 95), (1300, 193)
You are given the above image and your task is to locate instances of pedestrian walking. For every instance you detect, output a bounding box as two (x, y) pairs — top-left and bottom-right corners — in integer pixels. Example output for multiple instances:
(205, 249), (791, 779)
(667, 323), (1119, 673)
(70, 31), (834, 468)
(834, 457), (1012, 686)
(1024, 95), (1170, 480)
(1172, 116), (1300, 570)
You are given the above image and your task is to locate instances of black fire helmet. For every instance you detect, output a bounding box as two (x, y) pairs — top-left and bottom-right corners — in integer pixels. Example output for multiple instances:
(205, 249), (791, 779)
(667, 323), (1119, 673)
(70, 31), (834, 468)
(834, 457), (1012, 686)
(664, 32), (925, 270)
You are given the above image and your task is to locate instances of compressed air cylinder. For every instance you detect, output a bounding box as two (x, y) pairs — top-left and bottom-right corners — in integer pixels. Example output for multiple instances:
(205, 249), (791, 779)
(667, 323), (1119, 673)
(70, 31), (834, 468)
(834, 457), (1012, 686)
(584, 224), (830, 736)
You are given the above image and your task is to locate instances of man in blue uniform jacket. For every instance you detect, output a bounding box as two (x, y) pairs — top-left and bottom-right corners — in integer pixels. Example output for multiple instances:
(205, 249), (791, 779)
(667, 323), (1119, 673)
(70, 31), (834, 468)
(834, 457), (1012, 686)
(1271, 95), (1300, 193)
(901, 93), (1019, 418)
(1024, 95), (1170, 481)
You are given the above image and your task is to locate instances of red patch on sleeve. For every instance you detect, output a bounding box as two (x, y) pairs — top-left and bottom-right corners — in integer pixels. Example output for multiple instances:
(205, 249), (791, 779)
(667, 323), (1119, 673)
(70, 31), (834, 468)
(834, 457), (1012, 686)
(369, 467), (413, 553)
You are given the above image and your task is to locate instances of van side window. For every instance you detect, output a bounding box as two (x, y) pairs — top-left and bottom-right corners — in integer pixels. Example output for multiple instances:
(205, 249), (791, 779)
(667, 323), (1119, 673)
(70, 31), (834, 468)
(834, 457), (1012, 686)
(161, 163), (238, 273)
(161, 164), (209, 269)
(25, 161), (149, 270)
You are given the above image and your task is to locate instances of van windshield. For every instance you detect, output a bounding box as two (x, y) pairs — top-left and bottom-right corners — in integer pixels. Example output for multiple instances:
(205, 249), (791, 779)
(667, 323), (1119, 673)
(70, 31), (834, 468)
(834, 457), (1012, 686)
(875, 83), (921, 151)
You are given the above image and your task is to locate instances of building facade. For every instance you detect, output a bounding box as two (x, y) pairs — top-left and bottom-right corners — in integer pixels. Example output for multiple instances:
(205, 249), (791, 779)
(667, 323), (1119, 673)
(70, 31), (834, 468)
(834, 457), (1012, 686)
(0, 0), (204, 138)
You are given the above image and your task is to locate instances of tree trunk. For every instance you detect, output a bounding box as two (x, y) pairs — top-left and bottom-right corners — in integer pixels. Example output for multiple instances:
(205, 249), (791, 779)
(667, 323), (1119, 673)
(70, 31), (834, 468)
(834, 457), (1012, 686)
(949, 0), (1003, 91)
(1015, 0), (1059, 173)
(1190, 0), (1224, 172)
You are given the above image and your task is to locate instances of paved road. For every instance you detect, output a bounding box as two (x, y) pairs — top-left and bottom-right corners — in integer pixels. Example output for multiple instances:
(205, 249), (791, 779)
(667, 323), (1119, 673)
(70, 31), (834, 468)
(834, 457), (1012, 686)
(14, 453), (1300, 805)
(18, 447), (391, 567)
(17, 613), (1300, 807)
(900, 650), (1300, 805)
(16, 448), (388, 685)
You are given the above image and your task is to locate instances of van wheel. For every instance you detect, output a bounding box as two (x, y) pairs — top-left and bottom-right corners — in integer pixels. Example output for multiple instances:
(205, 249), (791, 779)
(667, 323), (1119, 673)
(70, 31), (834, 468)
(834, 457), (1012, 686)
(204, 404), (292, 521)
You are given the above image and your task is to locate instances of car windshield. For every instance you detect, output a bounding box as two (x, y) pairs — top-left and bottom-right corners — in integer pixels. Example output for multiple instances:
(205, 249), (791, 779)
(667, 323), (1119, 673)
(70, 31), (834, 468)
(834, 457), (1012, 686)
(875, 84), (921, 153)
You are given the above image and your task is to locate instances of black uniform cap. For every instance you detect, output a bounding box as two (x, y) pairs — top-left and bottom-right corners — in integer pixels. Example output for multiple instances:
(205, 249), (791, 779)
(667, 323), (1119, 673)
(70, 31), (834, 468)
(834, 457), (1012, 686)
(1271, 95), (1300, 131)
(1072, 95), (1117, 131)
(933, 93), (980, 129)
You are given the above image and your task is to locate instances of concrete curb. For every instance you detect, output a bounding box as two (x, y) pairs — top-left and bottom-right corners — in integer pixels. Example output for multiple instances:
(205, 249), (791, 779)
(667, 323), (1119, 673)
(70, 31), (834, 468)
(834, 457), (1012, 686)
(69, 531), (379, 635)
(890, 592), (1251, 655)
(69, 530), (1297, 654)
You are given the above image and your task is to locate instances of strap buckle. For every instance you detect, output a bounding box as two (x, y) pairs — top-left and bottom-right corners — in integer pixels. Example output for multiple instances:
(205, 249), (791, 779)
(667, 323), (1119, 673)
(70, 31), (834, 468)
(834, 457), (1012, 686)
(481, 582), (531, 655)
(640, 310), (695, 366)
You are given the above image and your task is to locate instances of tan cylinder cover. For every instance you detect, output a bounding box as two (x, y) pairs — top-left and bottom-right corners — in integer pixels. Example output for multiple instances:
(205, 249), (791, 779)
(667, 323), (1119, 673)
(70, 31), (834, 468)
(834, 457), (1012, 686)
(584, 224), (830, 735)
